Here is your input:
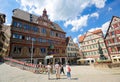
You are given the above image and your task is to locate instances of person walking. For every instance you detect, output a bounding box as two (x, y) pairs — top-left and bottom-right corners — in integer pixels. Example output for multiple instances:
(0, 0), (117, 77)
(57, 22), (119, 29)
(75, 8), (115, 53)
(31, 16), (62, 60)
(60, 63), (65, 75)
(66, 63), (71, 80)
(47, 63), (51, 80)
(55, 62), (61, 79)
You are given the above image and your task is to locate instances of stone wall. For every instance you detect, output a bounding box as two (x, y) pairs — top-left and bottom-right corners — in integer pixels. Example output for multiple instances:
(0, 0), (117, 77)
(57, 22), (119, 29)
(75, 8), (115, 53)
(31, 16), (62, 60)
(94, 63), (120, 68)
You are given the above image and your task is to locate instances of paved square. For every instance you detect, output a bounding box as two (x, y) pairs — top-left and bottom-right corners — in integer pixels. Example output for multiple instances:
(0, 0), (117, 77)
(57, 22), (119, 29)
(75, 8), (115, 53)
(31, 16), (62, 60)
(0, 63), (120, 82)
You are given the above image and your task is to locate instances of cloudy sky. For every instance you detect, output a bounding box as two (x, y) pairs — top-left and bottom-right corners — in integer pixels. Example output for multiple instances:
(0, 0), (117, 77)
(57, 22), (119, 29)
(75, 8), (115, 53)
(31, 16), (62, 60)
(0, 0), (120, 43)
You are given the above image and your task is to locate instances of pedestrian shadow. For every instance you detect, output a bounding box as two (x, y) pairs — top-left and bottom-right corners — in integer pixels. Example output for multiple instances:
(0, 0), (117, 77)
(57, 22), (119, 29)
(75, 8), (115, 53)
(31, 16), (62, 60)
(112, 73), (120, 75)
(0, 62), (4, 65)
(71, 78), (78, 80)
(49, 78), (67, 80)
(49, 77), (78, 80)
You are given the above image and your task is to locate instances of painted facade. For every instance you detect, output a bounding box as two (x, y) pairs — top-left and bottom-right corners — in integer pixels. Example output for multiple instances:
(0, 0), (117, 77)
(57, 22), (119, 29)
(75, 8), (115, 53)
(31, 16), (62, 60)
(9, 9), (66, 64)
(66, 36), (79, 64)
(79, 29), (109, 64)
(105, 16), (120, 63)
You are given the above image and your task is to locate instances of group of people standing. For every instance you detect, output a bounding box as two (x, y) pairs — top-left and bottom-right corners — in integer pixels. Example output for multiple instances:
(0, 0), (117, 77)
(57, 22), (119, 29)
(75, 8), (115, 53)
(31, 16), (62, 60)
(46, 62), (71, 80)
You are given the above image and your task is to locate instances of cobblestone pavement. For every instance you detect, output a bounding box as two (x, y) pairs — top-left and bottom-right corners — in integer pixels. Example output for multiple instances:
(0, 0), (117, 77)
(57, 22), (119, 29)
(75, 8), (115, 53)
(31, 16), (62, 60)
(0, 63), (120, 82)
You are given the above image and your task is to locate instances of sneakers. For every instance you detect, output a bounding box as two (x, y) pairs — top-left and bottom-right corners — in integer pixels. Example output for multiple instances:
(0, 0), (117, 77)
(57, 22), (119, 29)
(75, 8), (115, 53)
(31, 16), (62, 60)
(67, 77), (71, 80)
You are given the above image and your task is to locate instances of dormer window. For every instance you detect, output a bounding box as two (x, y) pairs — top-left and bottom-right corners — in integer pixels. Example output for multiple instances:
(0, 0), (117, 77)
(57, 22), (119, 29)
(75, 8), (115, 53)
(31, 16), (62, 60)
(56, 33), (58, 37)
(30, 14), (33, 22)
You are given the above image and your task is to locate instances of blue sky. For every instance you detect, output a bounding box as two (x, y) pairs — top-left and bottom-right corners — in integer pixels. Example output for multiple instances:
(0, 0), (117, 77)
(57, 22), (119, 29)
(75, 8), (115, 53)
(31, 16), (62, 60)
(0, 0), (120, 43)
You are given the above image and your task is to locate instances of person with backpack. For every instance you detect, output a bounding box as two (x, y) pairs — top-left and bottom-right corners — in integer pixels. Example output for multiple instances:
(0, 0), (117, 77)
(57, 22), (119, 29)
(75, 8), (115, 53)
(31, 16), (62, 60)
(66, 63), (71, 80)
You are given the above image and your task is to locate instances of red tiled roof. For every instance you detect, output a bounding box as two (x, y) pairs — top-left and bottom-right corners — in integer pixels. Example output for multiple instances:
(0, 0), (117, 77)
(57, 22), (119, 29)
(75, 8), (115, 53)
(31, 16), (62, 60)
(79, 29), (102, 42)
(92, 29), (102, 34)
(79, 35), (85, 43)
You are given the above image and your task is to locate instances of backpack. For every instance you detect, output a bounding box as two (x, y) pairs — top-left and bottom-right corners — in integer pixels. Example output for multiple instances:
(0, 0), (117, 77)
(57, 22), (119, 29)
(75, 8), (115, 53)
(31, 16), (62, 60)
(68, 67), (71, 72)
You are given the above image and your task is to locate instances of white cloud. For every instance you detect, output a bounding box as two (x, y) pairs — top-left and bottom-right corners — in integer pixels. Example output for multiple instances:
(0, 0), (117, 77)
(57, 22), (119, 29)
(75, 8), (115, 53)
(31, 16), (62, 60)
(101, 21), (110, 34)
(108, 7), (112, 11)
(16, 0), (107, 33)
(64, 12), (99, 32)
(88, 21), (110, 35)
(16, 0), (106, 21)
(90, 12), (99, 19)
(64, 15), (89, 32)
(73, 37), (78, 43)
(91, 0), (106, 8)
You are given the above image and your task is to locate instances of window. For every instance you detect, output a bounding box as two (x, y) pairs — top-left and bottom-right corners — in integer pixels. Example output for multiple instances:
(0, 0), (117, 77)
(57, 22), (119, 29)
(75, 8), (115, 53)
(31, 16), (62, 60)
(42, 39), (46, 42)
(32, 27), (39, 32)
(13, 21), (17, 27)
(30, 14), (33, 22)
(113, 38), (117, 43)
(93, 45), (95, 48)
(26, 36), (31, 40)
(108, 41), (110, 44)
(41, 48), (46, 53)
(38, 38), (42, 43)
(32, 37), (36, 41)
(113, 59), (117, 62)
(41, 28), (46, 34)
(56, 33), (58, 37)
(13, 46), (21, 54)
(29, 48), (31, 53)
(24, 24), (31, 31)
(17, 22), (22, 28)
(101, 43), (104, 47)
(104, 49), (107, 53)
(68, 48), (70, 51)
(62, 34), (65, 38)
(50, 31), (54, 36)
(13, 21), (22, 28)
(91, 60), (94, 63)
(91, 52), (93, 55)
(12, 33), (22, 39)
(111, 32), (114, 35)
(48, 40), (53, 44)
(22, 35), (25, 40)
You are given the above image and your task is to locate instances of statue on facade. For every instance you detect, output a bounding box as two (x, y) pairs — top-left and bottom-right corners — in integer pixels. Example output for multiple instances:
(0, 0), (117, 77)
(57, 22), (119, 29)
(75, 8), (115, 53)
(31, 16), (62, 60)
(98, 41), (107, 60)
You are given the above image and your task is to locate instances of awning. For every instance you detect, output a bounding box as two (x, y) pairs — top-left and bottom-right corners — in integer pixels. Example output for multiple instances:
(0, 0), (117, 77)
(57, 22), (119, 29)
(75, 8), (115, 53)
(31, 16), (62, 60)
(77, 58), (95, 62)
(45, 55), (53, 59)
(77, 59), (86, 62)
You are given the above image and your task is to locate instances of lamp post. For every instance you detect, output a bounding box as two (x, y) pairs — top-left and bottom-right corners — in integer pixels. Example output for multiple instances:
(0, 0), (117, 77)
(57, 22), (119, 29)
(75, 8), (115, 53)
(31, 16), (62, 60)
(31, 39), (33, 64)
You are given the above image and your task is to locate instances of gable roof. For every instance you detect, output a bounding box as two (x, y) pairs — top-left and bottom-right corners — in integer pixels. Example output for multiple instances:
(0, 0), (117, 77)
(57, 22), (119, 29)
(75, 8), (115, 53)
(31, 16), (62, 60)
(12, 8), (65, 33)
(66, 36), (71, 46)
(79, 29), (103, 43)
(104, 16), (120, 39)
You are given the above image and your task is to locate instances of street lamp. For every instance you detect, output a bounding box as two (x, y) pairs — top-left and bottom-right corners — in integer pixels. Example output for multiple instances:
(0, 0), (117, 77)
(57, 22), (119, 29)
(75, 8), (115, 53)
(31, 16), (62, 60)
(31, 38), (33, 64)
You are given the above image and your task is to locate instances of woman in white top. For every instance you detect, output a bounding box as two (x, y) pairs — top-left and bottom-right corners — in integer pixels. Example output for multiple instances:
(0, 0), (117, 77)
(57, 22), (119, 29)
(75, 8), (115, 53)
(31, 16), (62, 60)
(55, 63), (61, 79)
(47, 63), (51, 80)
